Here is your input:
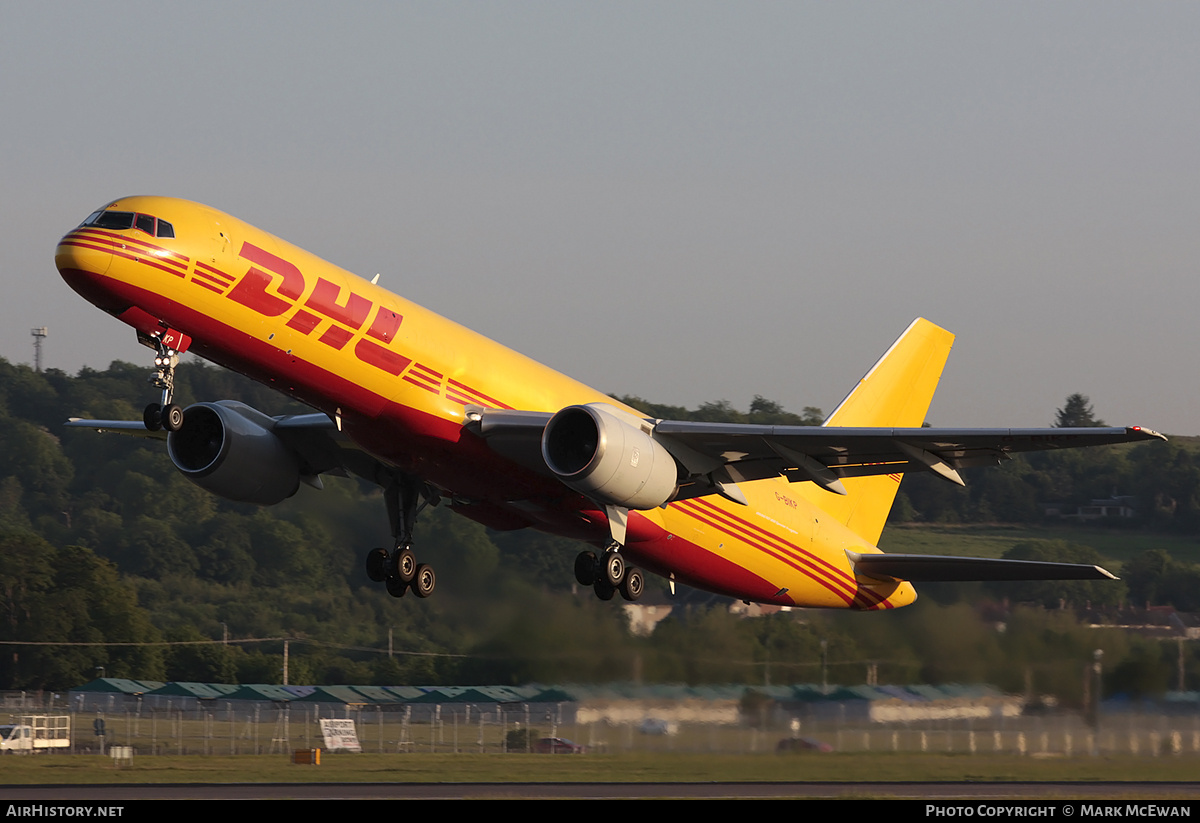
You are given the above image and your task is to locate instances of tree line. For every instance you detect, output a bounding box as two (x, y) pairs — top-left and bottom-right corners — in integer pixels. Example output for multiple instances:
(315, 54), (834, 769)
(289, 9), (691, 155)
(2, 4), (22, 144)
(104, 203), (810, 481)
(0, 358), (1196, 700)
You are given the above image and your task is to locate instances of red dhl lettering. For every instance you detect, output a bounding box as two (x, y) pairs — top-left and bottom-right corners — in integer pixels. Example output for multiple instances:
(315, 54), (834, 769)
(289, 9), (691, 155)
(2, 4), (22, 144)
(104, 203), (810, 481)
(306, 277), (371, 329)
(224, 242), (412, 378)
(240, 242), (304, 300)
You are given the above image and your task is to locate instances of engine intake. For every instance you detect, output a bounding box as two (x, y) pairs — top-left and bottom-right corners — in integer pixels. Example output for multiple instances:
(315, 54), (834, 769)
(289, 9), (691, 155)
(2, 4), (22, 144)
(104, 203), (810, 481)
(167, 401), (301, 505)
(542, 403), (678, 510)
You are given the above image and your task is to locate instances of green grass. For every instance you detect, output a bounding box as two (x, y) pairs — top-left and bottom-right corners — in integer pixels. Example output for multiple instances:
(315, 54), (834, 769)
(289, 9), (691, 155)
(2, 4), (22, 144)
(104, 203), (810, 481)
(2, 752), (1200, 785)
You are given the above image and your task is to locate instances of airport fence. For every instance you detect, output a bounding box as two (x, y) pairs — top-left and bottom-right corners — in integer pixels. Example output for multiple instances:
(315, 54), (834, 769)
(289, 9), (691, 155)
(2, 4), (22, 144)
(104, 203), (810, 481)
(6, 701), (1200, 757)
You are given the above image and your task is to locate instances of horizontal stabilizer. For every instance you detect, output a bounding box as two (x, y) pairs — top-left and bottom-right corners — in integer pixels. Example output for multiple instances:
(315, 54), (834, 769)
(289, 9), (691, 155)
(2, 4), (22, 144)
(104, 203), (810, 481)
(846, 550), (1117, 583)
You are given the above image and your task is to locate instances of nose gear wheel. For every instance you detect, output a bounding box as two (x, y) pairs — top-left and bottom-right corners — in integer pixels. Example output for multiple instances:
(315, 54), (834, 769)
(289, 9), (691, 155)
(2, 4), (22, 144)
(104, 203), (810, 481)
(142, 335), (181, 433)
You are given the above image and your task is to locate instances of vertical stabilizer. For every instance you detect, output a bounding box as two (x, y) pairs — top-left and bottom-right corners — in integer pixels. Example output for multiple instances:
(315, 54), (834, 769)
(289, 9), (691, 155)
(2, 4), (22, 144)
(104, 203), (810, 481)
(804, 318), (955, 544)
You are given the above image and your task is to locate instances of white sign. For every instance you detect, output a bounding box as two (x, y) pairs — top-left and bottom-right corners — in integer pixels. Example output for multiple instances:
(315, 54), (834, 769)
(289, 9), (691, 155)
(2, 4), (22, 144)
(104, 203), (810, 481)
(318, 718), (362, 752)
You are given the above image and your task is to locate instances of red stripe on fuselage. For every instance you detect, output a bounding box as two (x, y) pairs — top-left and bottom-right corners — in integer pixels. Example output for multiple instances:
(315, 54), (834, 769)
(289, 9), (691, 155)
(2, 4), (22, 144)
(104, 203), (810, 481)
(61, 263), (839, 606)
(65, 229), (190, 270)
(851, 590), (896, 610)
(194, 261), (236, 288)
(671, 499), (862, 607)
(447, 378), (512, 410)
(192, 279), (225, 295)
(687, 497), (869, 600)
(61, 235), (188, 279)
(64, 269), (560, 504)
(622, 533), (784, 603)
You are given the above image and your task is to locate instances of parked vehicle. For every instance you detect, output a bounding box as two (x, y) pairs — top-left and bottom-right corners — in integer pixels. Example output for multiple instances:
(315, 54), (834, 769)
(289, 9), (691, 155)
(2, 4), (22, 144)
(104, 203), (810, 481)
(776, 736), (833, 753)
(639, 718), (680, 736)
(0, 716), (71, 753)
(534, 737), (585, 754)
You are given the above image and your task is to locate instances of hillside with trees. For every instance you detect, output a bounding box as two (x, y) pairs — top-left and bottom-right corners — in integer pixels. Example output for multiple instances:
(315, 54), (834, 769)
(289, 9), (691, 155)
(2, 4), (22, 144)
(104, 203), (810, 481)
(0, 358), (1197, 702)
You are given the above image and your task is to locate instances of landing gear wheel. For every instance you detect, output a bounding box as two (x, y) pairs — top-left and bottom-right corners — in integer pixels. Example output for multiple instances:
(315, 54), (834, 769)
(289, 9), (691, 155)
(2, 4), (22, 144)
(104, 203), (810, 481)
(143, 403), (162, 432)
(412, 564), (436, 598)
(619, 567), (644, 602)
(365, 548), (389, 582)
(375, 471), (439, 602)
(574, 551), (597, 586)
(162, 403), (184, 432)
(593, 579), (616, 601)
(385, 576), (409, 598)
(392, 547), (416, 583)
(601, 551), (625, 587)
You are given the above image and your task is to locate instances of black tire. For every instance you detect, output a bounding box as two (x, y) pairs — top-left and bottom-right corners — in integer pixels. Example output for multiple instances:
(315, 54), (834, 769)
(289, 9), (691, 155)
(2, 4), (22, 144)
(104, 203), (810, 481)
(365, 548), (389, 582)
(602, 551), (625, 587)
(574, 551), (597, 586)
(385, 576), (409, 598)
(162, 403), (184, 432)
(393, 547), (416, 583)
(143, 404), (162, 432)
(619, 567), (644, 602)
(412, 563), (436, 598)
(593, 579), (616, 601)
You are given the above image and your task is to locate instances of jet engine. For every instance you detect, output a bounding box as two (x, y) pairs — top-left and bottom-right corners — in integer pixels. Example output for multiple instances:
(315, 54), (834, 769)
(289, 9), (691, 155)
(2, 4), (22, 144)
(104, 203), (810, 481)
(541, 403), (679, 510)
(166, 401), (302, 505)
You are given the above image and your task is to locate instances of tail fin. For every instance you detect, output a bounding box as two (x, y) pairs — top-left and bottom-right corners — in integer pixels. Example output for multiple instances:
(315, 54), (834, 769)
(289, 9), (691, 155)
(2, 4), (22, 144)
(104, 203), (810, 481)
(807, 318), (955, 544)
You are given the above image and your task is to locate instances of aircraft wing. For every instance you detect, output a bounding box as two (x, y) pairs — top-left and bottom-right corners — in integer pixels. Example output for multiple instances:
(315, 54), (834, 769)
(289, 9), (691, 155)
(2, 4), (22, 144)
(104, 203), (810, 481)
(65, 418), (168, 439)
(470, 407), (1165, 497)
(651, 422), (1166, 495)
(846, 550), (1117, 582)
(65, 411), (364, 480)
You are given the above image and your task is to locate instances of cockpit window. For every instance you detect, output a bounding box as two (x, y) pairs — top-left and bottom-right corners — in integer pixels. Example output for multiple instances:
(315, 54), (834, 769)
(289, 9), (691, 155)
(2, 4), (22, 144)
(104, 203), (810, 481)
(82, 210), (176, 239)
(84, 211), (136, 230)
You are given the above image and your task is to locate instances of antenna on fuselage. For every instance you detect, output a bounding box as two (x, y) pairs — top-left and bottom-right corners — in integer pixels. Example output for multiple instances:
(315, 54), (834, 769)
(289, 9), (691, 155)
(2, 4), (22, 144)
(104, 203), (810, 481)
(30, 327), (47, 373)
(371, 273), (380, 285)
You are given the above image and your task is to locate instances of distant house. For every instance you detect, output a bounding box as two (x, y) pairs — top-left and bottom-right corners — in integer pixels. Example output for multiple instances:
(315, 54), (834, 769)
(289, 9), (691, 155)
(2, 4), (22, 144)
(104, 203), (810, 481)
(1043, 495), (1138, 521)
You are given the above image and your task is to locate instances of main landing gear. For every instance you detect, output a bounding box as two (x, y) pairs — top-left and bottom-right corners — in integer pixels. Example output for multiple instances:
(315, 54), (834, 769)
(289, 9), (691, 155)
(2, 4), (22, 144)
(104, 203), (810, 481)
(142, 337), (184, 433)
(572, 504), (644, 602)
(365, 473), (438, 599)
(574, 548), (645, 602)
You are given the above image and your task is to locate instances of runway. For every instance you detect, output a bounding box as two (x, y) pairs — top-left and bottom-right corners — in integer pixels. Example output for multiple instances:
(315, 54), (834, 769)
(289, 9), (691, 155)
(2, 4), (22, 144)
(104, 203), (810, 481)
(3, 781), (1200, 800)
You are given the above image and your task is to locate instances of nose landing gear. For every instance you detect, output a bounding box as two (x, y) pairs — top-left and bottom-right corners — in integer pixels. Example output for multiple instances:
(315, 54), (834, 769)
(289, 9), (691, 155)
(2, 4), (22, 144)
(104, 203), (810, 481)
(142, 336), (183, 433)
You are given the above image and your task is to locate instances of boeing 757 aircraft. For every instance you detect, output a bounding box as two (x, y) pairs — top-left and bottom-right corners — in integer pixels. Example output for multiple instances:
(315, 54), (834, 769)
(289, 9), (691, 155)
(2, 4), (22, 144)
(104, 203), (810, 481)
(56, 197), (1163, 609)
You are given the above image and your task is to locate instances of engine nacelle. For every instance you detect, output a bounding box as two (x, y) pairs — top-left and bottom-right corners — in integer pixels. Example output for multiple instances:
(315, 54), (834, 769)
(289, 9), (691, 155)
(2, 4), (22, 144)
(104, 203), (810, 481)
(166, 401), (301, 505)
(541, 403), (678, 510)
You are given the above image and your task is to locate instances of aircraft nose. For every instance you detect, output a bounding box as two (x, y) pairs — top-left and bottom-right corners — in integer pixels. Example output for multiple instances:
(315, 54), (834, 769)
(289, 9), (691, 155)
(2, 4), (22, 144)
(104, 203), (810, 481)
(56, 228), (116, 306)
(56, 228), (113, 278)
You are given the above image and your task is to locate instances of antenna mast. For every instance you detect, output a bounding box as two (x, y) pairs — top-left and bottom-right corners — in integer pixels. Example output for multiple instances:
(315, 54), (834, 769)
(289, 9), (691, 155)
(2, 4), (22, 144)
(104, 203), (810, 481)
(30, 327), (47, 373)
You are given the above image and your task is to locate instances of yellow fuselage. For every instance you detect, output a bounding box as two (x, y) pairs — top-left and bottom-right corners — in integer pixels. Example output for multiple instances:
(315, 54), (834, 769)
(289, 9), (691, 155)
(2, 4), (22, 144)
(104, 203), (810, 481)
(56, 196), (915, 610)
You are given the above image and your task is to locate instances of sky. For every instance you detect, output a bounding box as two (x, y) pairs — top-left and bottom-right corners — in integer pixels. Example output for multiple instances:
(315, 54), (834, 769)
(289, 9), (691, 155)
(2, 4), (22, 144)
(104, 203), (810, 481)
(2, 2), (1197, 434)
